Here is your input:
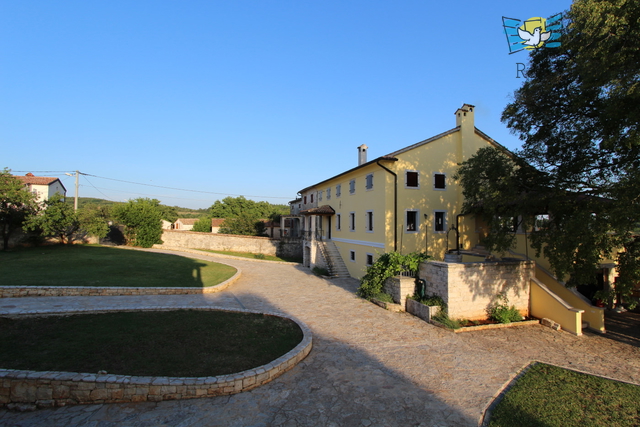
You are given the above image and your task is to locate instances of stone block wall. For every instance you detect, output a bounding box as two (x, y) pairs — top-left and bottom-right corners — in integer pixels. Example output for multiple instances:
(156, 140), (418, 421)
(160, 230), (302, 259)
(383, 276), (416, 309)
(419, 260), (534, 320)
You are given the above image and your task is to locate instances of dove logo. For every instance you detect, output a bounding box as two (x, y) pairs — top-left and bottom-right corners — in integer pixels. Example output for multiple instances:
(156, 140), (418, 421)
(502, 13), (563, 54)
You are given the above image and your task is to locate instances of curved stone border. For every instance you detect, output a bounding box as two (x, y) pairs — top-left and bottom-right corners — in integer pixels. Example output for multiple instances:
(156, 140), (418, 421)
(0, 307), (312, 410)
(0, 263), (241, 299)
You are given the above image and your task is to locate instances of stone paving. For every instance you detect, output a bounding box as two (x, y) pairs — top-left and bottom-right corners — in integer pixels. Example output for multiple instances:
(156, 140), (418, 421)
(1, 248), (639, 426)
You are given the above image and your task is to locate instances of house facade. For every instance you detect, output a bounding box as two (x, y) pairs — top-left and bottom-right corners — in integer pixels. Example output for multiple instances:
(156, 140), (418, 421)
(14, 173), (67, 203)
(297, 104), (500, 278)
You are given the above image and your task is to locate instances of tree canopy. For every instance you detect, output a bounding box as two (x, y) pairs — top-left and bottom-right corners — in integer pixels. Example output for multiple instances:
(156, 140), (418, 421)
(24, 194), (79, 244)
(199, 196), (288, 236)
(0, 169), (39, 250)
(112, 198), (164, 248)
(457, 0), (640, 305)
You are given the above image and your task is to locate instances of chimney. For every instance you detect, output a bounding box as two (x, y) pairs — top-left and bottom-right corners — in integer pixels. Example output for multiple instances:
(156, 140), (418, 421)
(358, 144), (368, 166)
(455, 103), (475, 128)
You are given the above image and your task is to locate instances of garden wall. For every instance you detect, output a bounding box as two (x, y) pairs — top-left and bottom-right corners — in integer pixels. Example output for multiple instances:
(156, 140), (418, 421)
(159, 230), (302, 259)
(419, 260), (534, 320)
(0, 307), (312, 409)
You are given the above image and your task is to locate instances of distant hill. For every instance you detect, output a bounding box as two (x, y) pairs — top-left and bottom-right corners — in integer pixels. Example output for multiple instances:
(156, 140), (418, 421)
(64, 197), (207, 217)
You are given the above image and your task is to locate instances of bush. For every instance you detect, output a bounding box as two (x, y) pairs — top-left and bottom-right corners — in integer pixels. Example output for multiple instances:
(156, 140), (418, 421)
(357, 252), (429, 300)
(488, 292), (522, 323)
(371, 292), (394, 303)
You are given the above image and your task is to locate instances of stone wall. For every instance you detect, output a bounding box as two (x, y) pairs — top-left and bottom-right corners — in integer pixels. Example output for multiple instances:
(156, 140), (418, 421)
(383, 276), (416, 309)
(0, 307), (312, 409)
(419, 260), (534, 320)
(160, 230), (302, 259)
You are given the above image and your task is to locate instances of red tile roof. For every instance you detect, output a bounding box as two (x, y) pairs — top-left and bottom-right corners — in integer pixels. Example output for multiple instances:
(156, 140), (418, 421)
(14, 173), (60, 186)
(211, 218), (225, 227)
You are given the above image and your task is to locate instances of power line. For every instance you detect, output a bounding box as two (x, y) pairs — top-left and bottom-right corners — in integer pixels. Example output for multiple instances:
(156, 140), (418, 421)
(13, 170), (292, 200)
(82, 173), (292, 199)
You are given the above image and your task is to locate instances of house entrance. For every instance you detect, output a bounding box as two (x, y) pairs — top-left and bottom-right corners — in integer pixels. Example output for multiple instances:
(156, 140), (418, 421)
(327, 217), (332, 239)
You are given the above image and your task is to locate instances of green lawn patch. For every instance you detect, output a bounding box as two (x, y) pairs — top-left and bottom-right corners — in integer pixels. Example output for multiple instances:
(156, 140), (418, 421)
(0, 245), (236, 288)
(195, 248), (301, 263)
(0, 310), (303, 377)
(489, 363), (640, 427)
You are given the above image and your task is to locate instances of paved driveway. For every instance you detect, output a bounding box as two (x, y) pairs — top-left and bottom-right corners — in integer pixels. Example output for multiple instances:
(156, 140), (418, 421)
(1, 249), (639, 426)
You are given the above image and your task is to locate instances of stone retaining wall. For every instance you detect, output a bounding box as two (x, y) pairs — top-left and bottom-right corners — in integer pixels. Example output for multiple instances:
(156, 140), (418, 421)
(160, 230), (302, 259)
(0, 307), (312, 409)
(0, 267), (241, 299)
(420, 260), (535, 320)
(383, 276), (416, 309)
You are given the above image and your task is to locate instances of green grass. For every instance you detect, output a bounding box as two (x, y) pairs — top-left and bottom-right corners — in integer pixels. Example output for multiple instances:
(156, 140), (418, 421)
(0, 310), (303, 377)
(489, 363), (640, 426)
(0, 245), (237, 288)
(195, 248), (302, 263)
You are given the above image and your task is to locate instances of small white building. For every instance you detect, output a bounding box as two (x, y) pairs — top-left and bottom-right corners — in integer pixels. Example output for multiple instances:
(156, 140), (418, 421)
(14, 173), (67, 203)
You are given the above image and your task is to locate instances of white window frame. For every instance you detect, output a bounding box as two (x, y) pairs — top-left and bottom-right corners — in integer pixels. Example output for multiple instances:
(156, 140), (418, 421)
(365, 210), (374, 232)
(366, 253), (374, 266)
(405, 209), (419, 233)
(349, 212), (356, 232)
(433, 172), (446, 191)
(365, 173), (374, 190)
(349, 250), (356, 262)
(405, 170), (419, 189)
(434, 210), (447, 233)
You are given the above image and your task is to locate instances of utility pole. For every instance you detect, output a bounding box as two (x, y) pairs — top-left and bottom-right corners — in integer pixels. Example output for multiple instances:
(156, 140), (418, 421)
(74, 170), (79, 211)
(65, 171), (80, 210)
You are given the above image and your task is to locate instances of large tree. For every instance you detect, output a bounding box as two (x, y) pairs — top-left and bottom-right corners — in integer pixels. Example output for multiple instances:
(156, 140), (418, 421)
(24, 194), (79, 244)
(0, 169), (39, 250)
(458, 0), (640, 304)
(112, 198), (164, 248)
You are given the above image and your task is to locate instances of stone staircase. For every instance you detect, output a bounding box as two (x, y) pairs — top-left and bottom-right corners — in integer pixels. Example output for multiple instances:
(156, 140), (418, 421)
(318, 240), (350, 278)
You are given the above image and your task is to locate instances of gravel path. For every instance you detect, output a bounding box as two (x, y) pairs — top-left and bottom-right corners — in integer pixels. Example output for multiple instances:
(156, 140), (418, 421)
(1, 248), (639, 426)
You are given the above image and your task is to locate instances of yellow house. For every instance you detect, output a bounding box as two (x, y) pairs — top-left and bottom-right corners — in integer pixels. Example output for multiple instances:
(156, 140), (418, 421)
(295, 103), (606, 335)
(297, 103), (502, 278)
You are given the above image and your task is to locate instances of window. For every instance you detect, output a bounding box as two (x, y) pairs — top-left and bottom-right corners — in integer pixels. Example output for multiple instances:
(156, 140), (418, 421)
(406, 171), (419, 188)
(349, 212), (356, 231)
(365, 210), (374, 232)
(406, 210), (419, 232)
(304, 196), (307, 204)
(336, 184), (341, 197)
(366, 253), (374, 266)
(310, 194), (314, 203)
(434, 173), (446, 190)
(535, 214), (550, 231)
(498, 216), (518, 232)
(326, 188), (331, 200)
(350, 250), (356, 262)
(434, 211), (446, 232)
(318, 190), (323, 201)
(365, 173), (374, 190)
(349, 179), (356, 194)
(336, 213), (341, 231)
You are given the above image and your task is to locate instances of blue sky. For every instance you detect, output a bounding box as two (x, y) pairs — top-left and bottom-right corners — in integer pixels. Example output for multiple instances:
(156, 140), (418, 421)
(1, 0), (571, 209)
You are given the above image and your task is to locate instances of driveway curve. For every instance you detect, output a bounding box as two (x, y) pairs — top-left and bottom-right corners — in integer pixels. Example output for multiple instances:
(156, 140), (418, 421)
(1, 248), (639, 426)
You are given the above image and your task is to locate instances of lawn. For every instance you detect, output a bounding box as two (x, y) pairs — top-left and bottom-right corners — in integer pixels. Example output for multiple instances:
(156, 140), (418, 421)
(195, 248), (301, 263)
(0, 310), (303, 377)
(489, 363), (640, 426)
(0, 245), (237, 288)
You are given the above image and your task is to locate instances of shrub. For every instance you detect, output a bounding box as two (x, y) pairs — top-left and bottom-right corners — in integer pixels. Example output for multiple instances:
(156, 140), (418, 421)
(357, 252), (430, 300)
(488, 292), (522, 323)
